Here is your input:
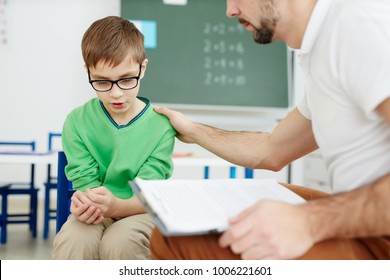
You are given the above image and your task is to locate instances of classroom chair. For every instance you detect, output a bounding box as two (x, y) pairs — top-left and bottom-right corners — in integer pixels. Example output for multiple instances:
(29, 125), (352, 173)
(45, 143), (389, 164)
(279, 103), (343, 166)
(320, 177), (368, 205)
(56, 151), (74, 233)
(0, 141), (39, 244)
(43, 132), (62, 239)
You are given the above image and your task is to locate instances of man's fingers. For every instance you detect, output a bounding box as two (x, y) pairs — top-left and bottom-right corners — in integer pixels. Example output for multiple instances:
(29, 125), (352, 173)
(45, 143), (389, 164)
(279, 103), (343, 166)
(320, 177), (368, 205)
(154, 106), (172, 118)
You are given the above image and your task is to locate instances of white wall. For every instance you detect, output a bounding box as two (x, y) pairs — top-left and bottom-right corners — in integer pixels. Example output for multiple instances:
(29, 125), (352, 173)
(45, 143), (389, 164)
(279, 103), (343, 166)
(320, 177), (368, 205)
(0, 0), (120, 191)
(0, 0), (120, 147)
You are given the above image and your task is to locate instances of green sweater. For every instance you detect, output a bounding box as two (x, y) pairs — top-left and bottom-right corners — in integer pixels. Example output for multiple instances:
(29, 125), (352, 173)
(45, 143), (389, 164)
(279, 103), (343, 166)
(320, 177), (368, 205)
(62, 97), (176, 199)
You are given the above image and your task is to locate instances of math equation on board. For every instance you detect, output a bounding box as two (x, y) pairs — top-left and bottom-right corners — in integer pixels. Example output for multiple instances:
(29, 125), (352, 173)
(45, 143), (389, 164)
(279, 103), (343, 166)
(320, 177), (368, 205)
(203, 22), (247, 87)
(0, 0), (8, 46)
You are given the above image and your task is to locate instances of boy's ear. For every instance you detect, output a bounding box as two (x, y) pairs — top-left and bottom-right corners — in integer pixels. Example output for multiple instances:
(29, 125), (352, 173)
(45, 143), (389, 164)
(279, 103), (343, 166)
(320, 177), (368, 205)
(140, 59), (149, 79)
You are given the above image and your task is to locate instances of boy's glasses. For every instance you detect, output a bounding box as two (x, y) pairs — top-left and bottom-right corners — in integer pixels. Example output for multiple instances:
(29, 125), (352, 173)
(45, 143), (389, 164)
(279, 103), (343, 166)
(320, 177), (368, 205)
(88, 64), (142, 92)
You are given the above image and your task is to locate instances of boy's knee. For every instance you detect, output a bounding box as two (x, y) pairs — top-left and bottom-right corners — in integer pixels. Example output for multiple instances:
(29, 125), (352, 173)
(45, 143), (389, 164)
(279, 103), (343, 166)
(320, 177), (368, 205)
(52, 230), (100, 259)
(52, 217), (102, 259)
(99, 230), (150, 259)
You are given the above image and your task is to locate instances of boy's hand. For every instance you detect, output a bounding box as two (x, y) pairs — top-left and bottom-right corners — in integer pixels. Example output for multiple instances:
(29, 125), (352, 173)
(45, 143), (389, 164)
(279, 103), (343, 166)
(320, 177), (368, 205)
(85, 187), (118, 218)
(70, 191), (104, 225)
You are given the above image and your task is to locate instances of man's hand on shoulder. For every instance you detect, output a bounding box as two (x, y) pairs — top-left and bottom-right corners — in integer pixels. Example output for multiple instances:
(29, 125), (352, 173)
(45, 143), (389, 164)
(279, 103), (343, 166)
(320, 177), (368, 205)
(154, 106), (196, 143)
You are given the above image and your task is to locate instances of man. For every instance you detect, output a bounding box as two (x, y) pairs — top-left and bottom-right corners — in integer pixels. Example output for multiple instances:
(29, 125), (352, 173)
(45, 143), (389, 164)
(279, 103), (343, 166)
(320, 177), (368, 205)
(150, 0), (390, 259)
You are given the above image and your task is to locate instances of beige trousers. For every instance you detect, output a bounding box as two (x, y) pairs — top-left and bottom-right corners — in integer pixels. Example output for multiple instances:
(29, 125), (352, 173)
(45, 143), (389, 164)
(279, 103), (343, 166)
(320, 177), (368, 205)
(52, 213), (154, 260)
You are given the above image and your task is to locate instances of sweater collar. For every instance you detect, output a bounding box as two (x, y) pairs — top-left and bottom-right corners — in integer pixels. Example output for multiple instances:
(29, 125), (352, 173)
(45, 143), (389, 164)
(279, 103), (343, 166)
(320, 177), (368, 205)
(99, 97), (151, 129)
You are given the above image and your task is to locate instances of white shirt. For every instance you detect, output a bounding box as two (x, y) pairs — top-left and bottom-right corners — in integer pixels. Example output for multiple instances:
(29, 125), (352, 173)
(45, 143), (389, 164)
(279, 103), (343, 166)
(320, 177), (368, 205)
(297, 0), (390, 192)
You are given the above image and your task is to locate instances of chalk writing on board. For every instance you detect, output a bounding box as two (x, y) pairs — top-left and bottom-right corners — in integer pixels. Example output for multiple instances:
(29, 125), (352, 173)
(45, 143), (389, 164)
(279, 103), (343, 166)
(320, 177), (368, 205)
(203, 22), (247, 87)
(0, 0), (7, 46)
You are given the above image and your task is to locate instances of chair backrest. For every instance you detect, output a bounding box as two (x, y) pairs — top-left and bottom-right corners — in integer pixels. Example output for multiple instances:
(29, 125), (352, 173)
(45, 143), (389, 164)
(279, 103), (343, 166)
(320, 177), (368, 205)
(47, 133), (62, 184)
(56, 151), (74, 232)
(48, 133), (62, 152)
(0, 141), (36, 187)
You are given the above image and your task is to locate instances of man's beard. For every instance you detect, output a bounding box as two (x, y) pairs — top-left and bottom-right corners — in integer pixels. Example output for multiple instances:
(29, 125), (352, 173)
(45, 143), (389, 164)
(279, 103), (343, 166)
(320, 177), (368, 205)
(253, 19), (275, 44)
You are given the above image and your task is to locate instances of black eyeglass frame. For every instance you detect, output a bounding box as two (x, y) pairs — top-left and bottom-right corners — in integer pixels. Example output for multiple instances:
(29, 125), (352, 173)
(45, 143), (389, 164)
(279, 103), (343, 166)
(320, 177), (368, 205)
(88, 64), (142, 92)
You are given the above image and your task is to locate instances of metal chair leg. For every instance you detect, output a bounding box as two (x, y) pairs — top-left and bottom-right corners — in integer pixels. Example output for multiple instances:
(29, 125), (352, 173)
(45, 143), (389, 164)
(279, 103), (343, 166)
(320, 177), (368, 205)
(1, 192), (9, 244)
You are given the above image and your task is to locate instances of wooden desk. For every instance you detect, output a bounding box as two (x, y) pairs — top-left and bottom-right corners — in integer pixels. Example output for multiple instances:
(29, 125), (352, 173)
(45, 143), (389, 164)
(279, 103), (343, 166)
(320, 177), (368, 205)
(173, 156), (253, 179)
(0, 153), (230, 166)
(0, 151), (57, 187)
(0, 152), (57, 165)
(173, 157), (237, 167)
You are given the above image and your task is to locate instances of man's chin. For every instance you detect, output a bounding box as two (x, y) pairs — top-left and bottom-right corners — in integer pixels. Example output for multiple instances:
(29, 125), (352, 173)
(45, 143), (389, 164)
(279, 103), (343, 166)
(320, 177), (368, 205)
(253, 30), (273, 44)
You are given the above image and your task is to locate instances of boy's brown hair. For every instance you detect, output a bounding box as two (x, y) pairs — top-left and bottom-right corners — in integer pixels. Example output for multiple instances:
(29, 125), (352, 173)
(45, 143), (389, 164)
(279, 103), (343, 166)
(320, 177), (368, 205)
(82, 16), (145, 69)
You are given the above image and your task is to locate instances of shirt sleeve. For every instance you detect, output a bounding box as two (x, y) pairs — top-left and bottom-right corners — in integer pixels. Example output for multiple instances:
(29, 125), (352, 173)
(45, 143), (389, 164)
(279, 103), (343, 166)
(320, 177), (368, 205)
(136, 127), (176, 180)
(297, 93), (311, 120)
(62, 113), (101, 191)
(337, 2), (390, 120)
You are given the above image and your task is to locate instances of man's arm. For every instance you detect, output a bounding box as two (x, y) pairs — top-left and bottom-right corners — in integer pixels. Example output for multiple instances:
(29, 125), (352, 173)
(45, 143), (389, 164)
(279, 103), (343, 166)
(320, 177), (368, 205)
(219, 97), (390, 259)
(306, 173), (390, 242)
(218, 172), (390, 260)
(308, 97), (390, 241)
(155, 107), (318, 171)
(378, 96), (390, 124)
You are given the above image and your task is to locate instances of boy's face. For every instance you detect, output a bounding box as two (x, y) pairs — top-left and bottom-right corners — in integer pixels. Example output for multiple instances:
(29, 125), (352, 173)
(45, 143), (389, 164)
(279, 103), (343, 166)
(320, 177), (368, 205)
(88, 57), (147, 120)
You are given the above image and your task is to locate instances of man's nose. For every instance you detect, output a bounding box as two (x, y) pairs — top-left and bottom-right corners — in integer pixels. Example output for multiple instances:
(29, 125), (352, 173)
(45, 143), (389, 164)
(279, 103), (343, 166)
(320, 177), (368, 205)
(226, 0), (239, 18)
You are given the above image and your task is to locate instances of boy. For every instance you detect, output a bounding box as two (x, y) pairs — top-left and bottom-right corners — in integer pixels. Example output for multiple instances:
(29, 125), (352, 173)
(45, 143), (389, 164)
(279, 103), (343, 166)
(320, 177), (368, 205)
(52, 16), (176, 259)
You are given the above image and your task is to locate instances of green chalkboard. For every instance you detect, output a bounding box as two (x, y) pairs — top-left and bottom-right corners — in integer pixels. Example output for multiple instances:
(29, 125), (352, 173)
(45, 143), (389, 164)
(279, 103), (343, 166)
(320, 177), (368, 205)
(121, 0), (289, 109)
